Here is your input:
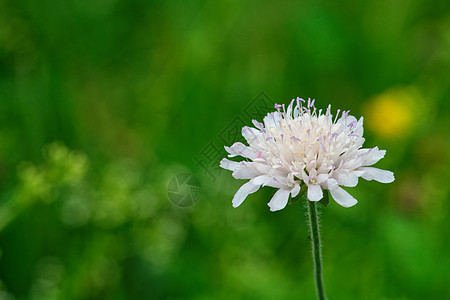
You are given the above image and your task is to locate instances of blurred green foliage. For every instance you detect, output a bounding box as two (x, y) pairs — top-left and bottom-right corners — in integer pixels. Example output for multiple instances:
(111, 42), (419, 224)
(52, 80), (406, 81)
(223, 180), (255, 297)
(0, 0), (450, 299)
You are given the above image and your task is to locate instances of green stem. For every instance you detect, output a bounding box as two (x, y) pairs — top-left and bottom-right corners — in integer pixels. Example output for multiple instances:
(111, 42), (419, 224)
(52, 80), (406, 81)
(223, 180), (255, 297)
(307, 200), (327, 300)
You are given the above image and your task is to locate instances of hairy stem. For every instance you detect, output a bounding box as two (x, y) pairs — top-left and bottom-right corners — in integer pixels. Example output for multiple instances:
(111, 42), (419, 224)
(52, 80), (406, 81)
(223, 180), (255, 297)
(307, 200), (327, 300)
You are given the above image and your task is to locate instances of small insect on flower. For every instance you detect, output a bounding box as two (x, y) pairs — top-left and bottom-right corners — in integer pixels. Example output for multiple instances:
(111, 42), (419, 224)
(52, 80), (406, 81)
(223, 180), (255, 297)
(220, 98), (394, 211)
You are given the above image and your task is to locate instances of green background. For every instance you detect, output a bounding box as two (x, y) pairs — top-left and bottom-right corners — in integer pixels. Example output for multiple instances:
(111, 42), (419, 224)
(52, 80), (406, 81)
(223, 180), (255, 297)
(0, 0), (449, 299)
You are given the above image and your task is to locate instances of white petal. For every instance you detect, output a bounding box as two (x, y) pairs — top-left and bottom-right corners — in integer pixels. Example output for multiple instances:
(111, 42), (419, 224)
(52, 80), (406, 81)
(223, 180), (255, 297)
(363, 147), (386, 166)
(307, 184), (323, 201)
(267, 189), (291, 211)
(290, 183), (301, 197)
(242, 126), (260, 144)
(232, 179), (262, 208)
(329, 186), (358, 207)
(335, 171), (359, 187)
(346, 115), (357, 126)
(225, 142), (257, 159)
(232, 164), (259, 179)
(354, 117), (364, 136)
(219, 158), (240, 171)
(263, 176), (288, 189)
(316, 173), (329, 184)
(326, 178), (338, 190)
(263, 112), (282, 129)
(254, 162), (272, 174)
(360, 167), (395, 183)
(251, 175), (271, 185)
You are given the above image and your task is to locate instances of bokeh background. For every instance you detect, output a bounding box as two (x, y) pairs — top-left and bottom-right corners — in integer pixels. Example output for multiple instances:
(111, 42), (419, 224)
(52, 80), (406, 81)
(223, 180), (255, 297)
(0, 0), (449, 299)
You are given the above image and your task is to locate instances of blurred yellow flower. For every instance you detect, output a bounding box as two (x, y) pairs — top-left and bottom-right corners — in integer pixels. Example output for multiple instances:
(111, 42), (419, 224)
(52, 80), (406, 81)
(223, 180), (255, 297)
(364, 87), (421, 139)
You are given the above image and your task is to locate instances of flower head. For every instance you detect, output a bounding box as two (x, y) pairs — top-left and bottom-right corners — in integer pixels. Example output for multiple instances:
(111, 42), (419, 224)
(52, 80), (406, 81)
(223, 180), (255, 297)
(220, 98), (394, 211)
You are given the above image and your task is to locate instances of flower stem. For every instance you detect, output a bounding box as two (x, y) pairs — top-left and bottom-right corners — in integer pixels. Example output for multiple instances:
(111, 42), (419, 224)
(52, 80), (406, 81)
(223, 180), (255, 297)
(307, 200), (327, 300)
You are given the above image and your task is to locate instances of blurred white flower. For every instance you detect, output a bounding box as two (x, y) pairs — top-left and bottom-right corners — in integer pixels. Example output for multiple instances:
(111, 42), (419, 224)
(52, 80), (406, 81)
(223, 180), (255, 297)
(220, 98), (394, 211)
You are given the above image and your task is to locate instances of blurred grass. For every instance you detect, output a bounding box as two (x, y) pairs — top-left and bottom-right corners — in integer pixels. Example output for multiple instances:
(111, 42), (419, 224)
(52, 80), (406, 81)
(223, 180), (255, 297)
(0, 0), (450, 299)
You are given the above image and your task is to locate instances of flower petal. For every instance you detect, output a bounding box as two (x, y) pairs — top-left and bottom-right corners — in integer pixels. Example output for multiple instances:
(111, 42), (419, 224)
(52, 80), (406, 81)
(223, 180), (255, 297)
(225, 142), (257, 159)
(316, 173), (329, 184)
(260, 175), (287, 189)
(242, 126), (260, 144)
(353, 117), (364, 136)
(219, 158), (241, 171)
(263, 112), (282, 130)
(329, 186), (358, 207)
(307, 184), (323, 201)
(363, 147), (386, 166)
(254, 162), (272, 174)
(326, 178), (338, 190)
(335, 171), (359, 187)
(232, 164), (259, 179)
(251, 175), (271, 185)
(360, 167), (394, 183)
(267, 189), (291, 211)
(232, 178), (263, 208)
(290, 183), (301, 198)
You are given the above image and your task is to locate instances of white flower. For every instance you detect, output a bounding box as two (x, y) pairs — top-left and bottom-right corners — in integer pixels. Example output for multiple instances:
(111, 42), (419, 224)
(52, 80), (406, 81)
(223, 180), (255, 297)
(220, 98), (394, 211)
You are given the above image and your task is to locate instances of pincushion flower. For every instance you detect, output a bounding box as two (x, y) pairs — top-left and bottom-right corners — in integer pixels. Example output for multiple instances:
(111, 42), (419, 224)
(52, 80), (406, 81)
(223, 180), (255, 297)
(220, 98), (394, 211)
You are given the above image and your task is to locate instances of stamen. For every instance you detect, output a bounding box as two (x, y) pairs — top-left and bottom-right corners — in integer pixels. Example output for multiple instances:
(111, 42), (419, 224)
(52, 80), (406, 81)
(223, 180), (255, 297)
(329, 134), (336, 145)
(334, 109), (341, 123)
(252, 120), (264, 129)
(274, 103), (282, 112)
(289, 98), (295, 111)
